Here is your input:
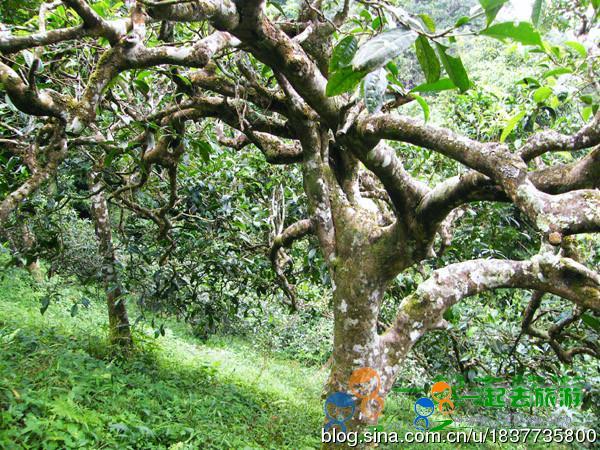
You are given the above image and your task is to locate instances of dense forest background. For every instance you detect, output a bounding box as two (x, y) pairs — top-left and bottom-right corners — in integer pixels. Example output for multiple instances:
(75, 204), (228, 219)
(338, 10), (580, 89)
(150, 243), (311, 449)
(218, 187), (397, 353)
(0, 0), (598, 448)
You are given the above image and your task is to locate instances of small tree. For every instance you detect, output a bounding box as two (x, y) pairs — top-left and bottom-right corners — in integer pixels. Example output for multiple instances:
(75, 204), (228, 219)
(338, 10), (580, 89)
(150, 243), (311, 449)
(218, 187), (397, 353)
(0, 0), (598, 436)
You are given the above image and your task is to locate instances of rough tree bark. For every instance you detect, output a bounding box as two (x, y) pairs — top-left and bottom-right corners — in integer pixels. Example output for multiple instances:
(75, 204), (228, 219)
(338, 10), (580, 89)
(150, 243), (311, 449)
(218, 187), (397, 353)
(88, 168), (133, 351)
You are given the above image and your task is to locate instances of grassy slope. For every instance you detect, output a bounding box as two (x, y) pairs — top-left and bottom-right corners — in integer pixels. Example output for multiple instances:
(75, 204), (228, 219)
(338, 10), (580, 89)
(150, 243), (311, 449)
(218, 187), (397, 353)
(0, 266), (574, 449)
(0, 266), (326, 449)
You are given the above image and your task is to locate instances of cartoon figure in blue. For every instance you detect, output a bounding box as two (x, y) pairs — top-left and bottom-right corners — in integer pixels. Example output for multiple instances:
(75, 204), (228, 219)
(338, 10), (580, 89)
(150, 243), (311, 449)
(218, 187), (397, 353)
(413, 397), (435, 431)
(324, 392), (356, 432)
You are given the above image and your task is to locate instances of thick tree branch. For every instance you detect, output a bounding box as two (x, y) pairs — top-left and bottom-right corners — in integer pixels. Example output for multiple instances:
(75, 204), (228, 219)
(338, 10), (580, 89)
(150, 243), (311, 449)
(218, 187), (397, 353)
(418, 146), (600, 231)
(145, 0), (239, 29)
(0, 125), (67, 225)
(359, 114), (600, 238)
(190, 66), (288, 115)
(381, 252), (600, 366)
(0, 61), (66, 119)
(231, 2), (341, 125)
(62, 0), (126, 44)
(155, 96), (294, 139)
(520, 292), (598, 364)
(520, 112), (600, 162)
(74, 31), (238, 128)
(270, 218), (315, 310)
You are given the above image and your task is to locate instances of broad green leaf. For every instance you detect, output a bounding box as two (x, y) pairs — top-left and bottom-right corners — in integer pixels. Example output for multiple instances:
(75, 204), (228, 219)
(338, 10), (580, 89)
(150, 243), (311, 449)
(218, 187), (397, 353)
(329, 36), (358, 73)
(363, 68), (388, 113)
(480, 21), (543, 47)
(582, 106), (593, 121)
(435, 44), (470, 92)
(411, 93), (430, 122)
(136, 70), (153, 81)
(415, 36), (440, 84)
(70, 303), (78, 317)
(411, 78), (456, 93)
(352, 28), (417, 72)
(580, 94), (594, 105)
(531, 0), (543, 27)
(133, 79), (149, 96)
(326, 66), (367, 96)
(500, 110), (526, 142)
(542, 67), (572, 78)
(479, 0), (509, 26)
(194, 140), (213, 162)
(40, 296), (50, 315)
(371, 16), (383, 30)
(581, 313), (600, 332)
(418, 13), (436, 32)
(532, 86), (552, 103)
(563, 41), (587, 58)
(386, 61), (399, 78)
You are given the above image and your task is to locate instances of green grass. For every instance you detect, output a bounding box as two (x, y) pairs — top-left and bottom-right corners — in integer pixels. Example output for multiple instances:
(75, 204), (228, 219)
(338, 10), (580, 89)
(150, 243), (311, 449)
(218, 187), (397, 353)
(0, 264), (581, 449)
(0, 266), (328, 449)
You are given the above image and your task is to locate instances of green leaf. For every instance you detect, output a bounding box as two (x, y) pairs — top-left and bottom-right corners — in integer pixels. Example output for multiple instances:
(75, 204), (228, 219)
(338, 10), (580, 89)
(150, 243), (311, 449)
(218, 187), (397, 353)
(435, 44), (470, 93)
(418, 13), (436, 32)
(541, 67), (572, 79)
(326, 66), (367, 97)
(136, 70), (152, 81)
(582, 106), (593, 122)
(580, 94), (594, 105)
(480, 21), (543, 47)
(563, 41), (587, 58)
(329, 36), (358, 73)
(363, 68), (388, 113)
(415, 36), (440, 84)
(104, 148), (119, 167)
(386, 61), (398, 78)
(454, 16), (470, 28)
(267, 0), (286, 16)
(70, 303), (78, 317)
(194, 140), (213, 162)
(411, 93), (430, 122)
(352, 28), (417, 72)
(411, 78), (456, 93)
(133, 79), (149, 96)
(174, 73), (192, 87)
(532, 86), (552, 103)
(40, 296), (50, 315)
(479, 0), (509, 26)
(531, 0), (543, 27)
(517, 77), (541, 88)
(500, 110), (526, 142)
(443, 306), (455, 322)
(581, 314), (600, 332)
